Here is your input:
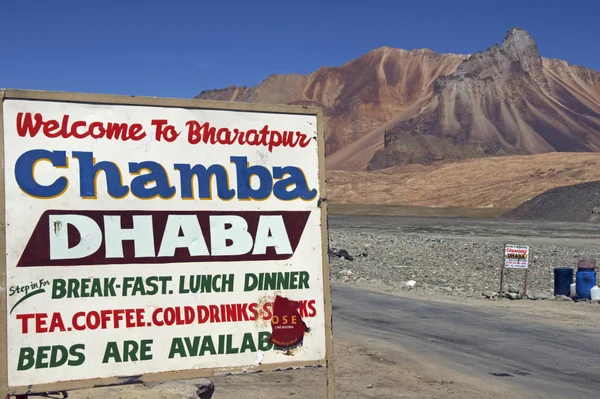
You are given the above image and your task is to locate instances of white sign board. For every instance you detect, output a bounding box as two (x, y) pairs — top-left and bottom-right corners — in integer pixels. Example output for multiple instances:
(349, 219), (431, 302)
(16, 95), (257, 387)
(504, 244), (529, 269)
(0, 90), (332, 396)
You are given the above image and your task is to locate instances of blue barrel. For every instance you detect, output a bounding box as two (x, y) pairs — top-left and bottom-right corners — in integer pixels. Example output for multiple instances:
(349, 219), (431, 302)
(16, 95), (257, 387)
(576, 269), (596, 299)
(554, 268), (573, 296)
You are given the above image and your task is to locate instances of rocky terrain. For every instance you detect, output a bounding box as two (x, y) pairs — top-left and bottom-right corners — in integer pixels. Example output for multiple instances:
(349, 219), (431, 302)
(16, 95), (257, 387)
(503, 180), (600, 222)
(196, 27), (600, 172)
(327, 223), (600, 301)
(369, 28), (600, 170)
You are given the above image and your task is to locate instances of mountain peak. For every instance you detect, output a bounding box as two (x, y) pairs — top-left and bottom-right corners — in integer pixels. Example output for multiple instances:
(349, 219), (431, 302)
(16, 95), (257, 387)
(501, 27), (540, 57)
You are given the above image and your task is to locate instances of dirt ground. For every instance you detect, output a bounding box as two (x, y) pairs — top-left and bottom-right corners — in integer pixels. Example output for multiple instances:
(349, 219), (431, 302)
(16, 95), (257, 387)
(327, 152), (600, 209)
(67, 333), (522, 399)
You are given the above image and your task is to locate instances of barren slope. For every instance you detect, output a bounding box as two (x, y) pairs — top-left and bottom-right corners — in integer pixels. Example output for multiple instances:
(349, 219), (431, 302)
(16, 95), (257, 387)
(196, 48), (465, 161)
(327, 152), (600, 209)
(369, 28), (600, 170)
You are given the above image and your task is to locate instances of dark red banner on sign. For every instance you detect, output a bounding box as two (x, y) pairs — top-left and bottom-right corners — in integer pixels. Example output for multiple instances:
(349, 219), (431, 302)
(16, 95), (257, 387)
(17, 210), (311, 267)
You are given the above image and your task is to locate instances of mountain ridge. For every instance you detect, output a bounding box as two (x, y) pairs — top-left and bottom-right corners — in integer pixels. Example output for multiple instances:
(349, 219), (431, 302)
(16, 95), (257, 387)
(195, 28), (600, 171)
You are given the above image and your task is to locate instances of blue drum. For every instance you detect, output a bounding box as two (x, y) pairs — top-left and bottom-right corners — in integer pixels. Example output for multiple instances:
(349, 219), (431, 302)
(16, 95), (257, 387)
(576, 269), (596, 299)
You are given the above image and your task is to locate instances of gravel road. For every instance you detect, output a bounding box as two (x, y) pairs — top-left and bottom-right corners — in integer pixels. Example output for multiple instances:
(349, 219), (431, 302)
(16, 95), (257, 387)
(328, 214), (600, 299)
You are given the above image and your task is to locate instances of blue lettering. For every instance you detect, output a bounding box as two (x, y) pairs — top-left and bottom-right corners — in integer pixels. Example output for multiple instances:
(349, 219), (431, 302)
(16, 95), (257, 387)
(72, 151), (129, 199)
(129, 161), (176, 199)
(231, 156), (272, 200)
(174, 164), (235, 200)
(14, 149), (68, 198)
(273, 166), (318, 201)
(14, 151), (317, 202)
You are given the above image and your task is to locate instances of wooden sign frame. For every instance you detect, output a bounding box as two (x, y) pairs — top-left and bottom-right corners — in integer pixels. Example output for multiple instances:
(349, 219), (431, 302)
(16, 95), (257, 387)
(0, 89), (335, 398)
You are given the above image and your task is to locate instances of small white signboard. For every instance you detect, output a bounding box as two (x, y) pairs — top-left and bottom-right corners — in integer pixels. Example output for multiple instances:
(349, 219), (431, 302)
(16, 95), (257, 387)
(504, 244), (529, 269)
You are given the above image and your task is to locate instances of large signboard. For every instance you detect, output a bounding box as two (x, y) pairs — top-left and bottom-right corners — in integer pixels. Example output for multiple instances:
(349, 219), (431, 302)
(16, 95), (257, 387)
(0, 89), (333, 396)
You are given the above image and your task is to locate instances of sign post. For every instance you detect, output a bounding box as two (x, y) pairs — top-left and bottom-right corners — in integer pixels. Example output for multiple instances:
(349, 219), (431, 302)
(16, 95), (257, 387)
(0, 89), (334, 398)
(500, 244), (530, 299)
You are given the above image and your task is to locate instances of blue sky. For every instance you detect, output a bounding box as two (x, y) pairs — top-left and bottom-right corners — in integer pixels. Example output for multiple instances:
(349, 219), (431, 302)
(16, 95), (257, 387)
(1, 0), (598, 99)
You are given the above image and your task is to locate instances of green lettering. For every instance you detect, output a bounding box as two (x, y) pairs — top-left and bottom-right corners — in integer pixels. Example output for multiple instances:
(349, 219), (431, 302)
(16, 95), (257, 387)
(184, 337), (200, 356)
(91, 279), (102, 296)
(244, 274), (257, 292)
(140, 339), (153, 361)
(102, 342), (122, 363)
(51, 279), (66, 299)
(258, 332), (272, 351)
(240, 333), (256, 353)
(80, 279), (90, 298)
(169, 338), (186, 359)
(225, 335), (238, 354)
(146, 277), (158, 295)
(68, 279), (80, 298)
(200, 336), (216, 356)
(49, 345), (68, 368)
(123, 340), (139, 361)
(289, 271), (298, 289)
(68, 344), (86, 366)
(17, 347), (35, 371)
(35, 346), (51, 369)
(105, 277), (117, 296)
(132, 278), (145, 296)
(298, 271), (310, 288)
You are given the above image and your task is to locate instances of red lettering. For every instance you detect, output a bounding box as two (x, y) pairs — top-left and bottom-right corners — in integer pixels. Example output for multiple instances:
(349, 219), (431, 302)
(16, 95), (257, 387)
(209, 305), (220, 323)
(268, 129), (283, 152)
(197, 305), (209, 324)
(16, 112), (43, 137)
(35, 313), (48, 333)
(14, 112), (148, 142)
(72, 312), (85, 331)
(307, 299), (317, 317)
(186, 120), (201, 144)
(152, 308), (163, 327)
(259, 125), (270, 146)
(16, 313), (35, 333)
(70, 121), (88, 138)
(136, 308), (145, 326)
(299, 132), (312, 147)
(298, 300), (308, 317)
(129, 124), (145, 140)
(43, 118), (61, 137)
(283, 131), (300, 147)
(246, 129), (260, 146)
(123, 309), (134, 328)
(236, 303), (249, 321)
(49, 313), (66, 332)
(106, 123), (127, 140)
(248, 303), (257, 321)
(263, 302), (273, 320)
(236, 129), (247, 145)
(88, 121), (106, 138)
(199, 122), (217, 144)
(87, 312), (100, 329)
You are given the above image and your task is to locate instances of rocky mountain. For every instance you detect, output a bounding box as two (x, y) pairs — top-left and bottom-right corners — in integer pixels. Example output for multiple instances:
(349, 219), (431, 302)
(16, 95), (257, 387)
(196, 48), (465, 170)
(195, 28), (600, 171)
(368, 28), (600, 170)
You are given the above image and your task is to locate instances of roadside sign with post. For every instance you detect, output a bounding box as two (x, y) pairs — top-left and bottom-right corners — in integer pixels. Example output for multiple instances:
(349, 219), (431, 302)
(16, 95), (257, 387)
(500, 244), (530, 299)
(0, 89), (334, 398)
